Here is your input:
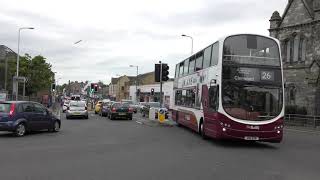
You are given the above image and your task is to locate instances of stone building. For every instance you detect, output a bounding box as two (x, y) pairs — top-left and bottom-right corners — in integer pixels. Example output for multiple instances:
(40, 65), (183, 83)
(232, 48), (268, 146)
(109, 78), (118, 100)
(269, 0), (320, 115)
(116, 75), (135, 101)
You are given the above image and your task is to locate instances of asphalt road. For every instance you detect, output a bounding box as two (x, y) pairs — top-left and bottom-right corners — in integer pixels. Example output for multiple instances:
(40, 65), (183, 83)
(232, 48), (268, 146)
(0, 112), (320, 180)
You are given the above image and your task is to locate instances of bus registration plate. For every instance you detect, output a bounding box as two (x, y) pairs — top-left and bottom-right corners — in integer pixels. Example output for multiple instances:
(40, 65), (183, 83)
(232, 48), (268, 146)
(244, 136), (259, 141)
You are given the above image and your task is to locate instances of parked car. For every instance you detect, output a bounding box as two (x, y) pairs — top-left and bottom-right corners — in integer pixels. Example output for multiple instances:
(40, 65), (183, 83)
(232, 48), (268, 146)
(121, 99), (137, 113)
(62, 100), (70, 113)
(94, 101), (103, 114)
(66, 101), (88, 119)
(108, 103), (133, 120)
(99, 101), (113, 117)
(0, 101), (61, 137)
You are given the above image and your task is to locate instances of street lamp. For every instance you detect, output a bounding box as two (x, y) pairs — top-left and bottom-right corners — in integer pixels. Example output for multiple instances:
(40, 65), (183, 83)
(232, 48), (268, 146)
(129, 65), (139, 103)
(15, 27), (34, 100)
(181, 34), (193, 55)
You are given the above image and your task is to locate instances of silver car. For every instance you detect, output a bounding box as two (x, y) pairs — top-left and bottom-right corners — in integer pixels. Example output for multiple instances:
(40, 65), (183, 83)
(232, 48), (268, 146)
(66, 101), (88, 119)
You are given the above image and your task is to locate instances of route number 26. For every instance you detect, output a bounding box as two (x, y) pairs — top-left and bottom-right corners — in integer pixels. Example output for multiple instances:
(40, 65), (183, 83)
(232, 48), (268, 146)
(261, 71), (273, 80)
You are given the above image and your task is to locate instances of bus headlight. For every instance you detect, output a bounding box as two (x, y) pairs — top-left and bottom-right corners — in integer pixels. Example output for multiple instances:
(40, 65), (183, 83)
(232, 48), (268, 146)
(222, 127), (226, 132)
(274, 125), (283, 130)
(277, 130), (281, 134)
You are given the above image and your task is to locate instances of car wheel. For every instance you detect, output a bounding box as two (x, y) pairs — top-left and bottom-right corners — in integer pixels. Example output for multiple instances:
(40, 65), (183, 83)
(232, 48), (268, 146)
(85, 115), (89, 119)
(95, 111), (97, 114)
(66, 116), (69, 119)
(129, 116), (133, 120)
(15, 123), (26, 137)
(110, 114), (114, 120)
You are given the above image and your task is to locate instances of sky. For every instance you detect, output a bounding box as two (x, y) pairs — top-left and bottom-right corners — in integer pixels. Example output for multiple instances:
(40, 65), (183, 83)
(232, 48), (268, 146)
(0, 0), (288, 84)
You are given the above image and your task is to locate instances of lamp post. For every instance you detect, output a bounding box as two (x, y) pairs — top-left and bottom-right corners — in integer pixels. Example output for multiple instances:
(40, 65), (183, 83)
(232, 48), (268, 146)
(15, 27), (34, 100)
(56, 77), (62, 94)
(129, 65), (139, 103)
(181, 34), (193, 55)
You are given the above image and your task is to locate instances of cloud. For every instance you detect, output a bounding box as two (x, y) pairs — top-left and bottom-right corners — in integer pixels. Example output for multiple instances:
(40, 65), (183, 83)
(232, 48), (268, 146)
(0, 0), (288, 84)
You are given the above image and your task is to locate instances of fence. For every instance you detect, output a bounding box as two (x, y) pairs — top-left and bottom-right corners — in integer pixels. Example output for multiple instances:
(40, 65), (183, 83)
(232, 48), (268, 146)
(6, 94), (41, 102)
(284, 114), (320, 128)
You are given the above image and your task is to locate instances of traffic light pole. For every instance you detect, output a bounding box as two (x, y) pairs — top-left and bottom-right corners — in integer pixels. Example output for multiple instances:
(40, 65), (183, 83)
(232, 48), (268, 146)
(159, 61), (163, 108)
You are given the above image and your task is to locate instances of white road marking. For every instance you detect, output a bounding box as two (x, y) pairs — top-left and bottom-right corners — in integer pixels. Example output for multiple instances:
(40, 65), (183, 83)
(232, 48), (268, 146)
(136, 121), (143, 125)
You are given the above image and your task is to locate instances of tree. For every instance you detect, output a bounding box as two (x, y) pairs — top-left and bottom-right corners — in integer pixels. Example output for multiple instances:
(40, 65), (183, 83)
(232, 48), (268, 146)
(18, 54), (54, 96)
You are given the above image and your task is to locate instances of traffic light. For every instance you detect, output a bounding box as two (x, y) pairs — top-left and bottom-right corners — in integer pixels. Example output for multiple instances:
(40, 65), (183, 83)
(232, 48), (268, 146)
(52, 83), (56, 91)
(151, 88), (154, 96)
(161, 63), (169, 81)
(94, 84), (98, 92)
(91, 83), (95, 90)
(155, 64), (161, 82)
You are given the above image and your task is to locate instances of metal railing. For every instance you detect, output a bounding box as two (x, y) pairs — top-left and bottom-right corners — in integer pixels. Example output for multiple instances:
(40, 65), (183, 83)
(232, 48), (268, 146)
(284, 114), (320, 128)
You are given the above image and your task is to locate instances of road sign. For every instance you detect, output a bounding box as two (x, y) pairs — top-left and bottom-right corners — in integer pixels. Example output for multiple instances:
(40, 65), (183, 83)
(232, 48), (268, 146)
(13, 76), (27, 83)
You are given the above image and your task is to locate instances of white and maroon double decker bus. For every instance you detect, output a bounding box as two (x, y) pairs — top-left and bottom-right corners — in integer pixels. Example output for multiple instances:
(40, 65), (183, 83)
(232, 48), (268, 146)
(172, 34), (284, 143)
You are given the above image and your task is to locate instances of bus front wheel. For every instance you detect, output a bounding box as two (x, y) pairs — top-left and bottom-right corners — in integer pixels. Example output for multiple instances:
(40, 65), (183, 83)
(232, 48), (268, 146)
(200, 121), (208, 140)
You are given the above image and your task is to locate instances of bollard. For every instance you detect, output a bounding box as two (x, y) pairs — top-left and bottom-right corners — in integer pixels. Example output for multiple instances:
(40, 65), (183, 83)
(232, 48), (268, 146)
(158, 109), (165, 123)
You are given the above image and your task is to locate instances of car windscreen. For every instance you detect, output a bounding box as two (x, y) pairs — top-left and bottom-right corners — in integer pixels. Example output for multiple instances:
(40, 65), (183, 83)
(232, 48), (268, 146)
(70, 101), (86, 107)
(0, 103), (11, 113)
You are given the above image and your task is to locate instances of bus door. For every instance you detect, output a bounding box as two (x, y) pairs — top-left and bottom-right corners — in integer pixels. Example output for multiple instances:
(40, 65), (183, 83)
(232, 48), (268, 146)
(202, 82), (219, 137)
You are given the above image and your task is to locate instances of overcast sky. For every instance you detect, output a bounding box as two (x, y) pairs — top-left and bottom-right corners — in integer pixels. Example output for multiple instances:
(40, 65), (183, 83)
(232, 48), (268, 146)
(0, 0), (287, 84)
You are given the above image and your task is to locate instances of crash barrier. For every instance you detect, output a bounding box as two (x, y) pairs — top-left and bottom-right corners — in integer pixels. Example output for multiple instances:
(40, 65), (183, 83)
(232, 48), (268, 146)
(285, 114), (320, 128)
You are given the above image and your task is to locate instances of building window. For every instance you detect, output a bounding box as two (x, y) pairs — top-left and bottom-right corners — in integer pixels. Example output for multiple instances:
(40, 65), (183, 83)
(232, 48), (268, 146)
(286, 39), (291, 63)
(293, 35), (299, 62)
(289, 37), (294, 63)
(298, 37), (306, 62)
(282, 40), (288, 63)
(287, 85), (296, 105)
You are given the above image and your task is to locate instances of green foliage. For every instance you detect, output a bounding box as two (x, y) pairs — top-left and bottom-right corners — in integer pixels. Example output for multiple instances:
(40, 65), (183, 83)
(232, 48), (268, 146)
(5, 53), (54, 96)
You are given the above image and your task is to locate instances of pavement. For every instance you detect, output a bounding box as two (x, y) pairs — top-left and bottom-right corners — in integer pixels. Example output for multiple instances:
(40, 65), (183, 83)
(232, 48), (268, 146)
(0, 112), (320, 180)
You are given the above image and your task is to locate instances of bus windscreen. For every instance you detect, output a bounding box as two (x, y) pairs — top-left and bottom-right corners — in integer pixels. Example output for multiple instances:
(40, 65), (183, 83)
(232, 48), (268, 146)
(223, 35), (280, 66)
